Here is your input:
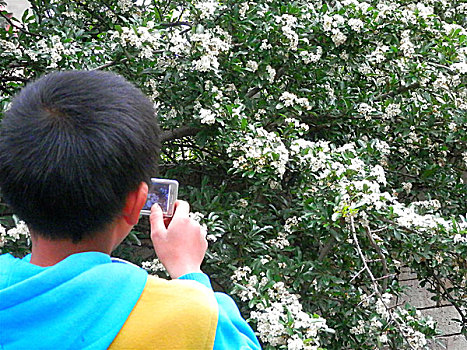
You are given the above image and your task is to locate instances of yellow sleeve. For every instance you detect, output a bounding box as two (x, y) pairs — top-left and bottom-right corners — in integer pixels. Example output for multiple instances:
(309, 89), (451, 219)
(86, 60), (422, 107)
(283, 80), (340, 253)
(108, 275), (218, 350)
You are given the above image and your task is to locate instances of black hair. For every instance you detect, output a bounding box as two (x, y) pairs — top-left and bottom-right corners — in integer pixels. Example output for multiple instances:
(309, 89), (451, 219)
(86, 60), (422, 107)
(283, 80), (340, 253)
(0, 70), (160, 242)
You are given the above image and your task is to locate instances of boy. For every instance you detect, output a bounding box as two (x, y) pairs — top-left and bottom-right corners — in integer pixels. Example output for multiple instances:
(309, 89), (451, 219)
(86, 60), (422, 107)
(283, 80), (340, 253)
(0, 70), (261, 349)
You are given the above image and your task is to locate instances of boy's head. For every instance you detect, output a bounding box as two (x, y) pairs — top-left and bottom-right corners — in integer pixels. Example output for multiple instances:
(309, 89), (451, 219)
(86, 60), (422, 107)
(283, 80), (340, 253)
(0, 70), (160, 242)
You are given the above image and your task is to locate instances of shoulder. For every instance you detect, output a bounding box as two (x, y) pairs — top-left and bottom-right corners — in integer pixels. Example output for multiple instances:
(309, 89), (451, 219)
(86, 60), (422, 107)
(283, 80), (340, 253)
(109, 275), (218, 350)
(144, 275), (218, 313)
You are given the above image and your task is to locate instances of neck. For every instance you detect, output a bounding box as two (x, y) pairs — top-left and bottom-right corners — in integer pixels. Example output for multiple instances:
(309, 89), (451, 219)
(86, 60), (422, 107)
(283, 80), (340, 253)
(30, 230), (115, 267)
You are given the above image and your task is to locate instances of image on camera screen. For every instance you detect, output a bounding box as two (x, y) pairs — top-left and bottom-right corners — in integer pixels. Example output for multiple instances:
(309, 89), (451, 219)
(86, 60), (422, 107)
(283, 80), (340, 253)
(142, 183), (170, 212)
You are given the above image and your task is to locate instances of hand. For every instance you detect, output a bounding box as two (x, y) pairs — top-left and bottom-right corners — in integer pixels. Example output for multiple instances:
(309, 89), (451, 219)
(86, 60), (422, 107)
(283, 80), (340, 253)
(150, 200), (208, 279)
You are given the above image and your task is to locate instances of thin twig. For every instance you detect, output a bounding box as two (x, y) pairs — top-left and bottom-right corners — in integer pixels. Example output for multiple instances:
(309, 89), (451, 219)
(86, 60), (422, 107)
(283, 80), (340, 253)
(374, 274), (397, 281)
(350, 217), (417, 350)
(350, 267), (366, 283)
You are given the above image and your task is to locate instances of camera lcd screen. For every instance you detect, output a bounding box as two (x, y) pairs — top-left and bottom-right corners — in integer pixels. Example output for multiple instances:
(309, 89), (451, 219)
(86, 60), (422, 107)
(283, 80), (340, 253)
(143, 182), (171, 213)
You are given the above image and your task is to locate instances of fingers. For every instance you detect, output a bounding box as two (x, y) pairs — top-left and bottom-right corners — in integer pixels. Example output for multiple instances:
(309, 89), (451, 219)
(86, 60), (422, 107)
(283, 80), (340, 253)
(200, 225), (208, 238)
(149, 199), (208, 279)
(172, 200), (190, 219)
(150, 203), (167, 238)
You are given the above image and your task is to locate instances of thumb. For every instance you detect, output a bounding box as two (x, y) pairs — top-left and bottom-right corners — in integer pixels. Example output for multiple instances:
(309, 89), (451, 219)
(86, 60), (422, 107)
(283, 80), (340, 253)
(150, 204), (167, 239)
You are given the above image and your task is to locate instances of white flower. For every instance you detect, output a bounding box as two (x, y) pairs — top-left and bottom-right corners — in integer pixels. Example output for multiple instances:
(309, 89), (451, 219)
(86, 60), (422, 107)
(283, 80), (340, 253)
(260, 39), (272, 50)
(168, 31), (190, 55)
(239, 2), (249, 18)
(194, 0), (219, 19)
(379, 334), (388, 343)
(453, 234), (467, 244)
(246, 60), (259, 72)
(452, 62), (467, 74)
(370, 317), (383, 330)
(206, 234), (218, 242)
(331, 28), (347, 46)
(369, 165), (386, 185)
(0, 224), (6, 248)
(117, 0), (133, 12)
(350, 320), (366, 335)
(287, 334), (304, 350)
(228, 126), (289, 177)
(416, 3), (433, 20)
(278, 93), (312, 111)
(348, 18), (364, 32)
(300, 46), (323, 64)
(402, 182), (413, 194)
(6, 221), (29, 241)
(358, 103), (376, 119)
(267, 231), (290, 249)
(367, 44), (389, 64)
(385, 103), (401, 118)
(142, 258), (166, 274)
(266, 65), (276, 82)
(284, 118), (309, 133)
(400, 30), (415, 58)
(332, 14), (345, 26)
(193, 54), (220, 72)
(231, 266), (252, 282)
(241, 275), (331, 347)
(322, 14), (333, 32)
(275, 14), (299, 50)
(279, 92), (298, 107)
(238, 199), (249, 208)
(197, 108), (217, 124)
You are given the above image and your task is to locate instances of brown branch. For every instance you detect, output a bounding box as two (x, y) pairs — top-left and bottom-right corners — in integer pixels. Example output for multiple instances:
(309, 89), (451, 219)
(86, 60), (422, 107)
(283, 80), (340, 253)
(0, 76), (28, 83)
(364, 225), (390, 291)
(160, 21), (192, 28)
(92, 58), (128, 71)
(425, 266), (467, 326)
(0, 12), (46, 38)
(318, 236), (336, 261)
(375, 82), (421, 101)
(160, 126), (202, 143)
(378, 217), (419, 234)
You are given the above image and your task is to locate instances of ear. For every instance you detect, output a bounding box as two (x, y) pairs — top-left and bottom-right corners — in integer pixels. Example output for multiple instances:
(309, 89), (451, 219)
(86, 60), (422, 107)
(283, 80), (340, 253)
(122, 182), (148, 226)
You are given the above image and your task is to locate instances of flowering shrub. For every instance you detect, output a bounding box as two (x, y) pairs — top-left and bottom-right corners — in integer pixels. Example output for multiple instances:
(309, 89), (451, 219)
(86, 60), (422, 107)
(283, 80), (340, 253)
(1, 0), (466, 348)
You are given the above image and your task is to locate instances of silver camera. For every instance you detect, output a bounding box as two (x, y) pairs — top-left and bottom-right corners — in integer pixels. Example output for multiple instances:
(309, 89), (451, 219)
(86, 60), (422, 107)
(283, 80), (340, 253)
(140, 178), (179, 217)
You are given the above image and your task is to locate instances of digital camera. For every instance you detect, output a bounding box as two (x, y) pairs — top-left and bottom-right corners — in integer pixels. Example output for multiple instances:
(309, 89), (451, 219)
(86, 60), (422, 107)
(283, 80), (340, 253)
(140, 178), (179, 217)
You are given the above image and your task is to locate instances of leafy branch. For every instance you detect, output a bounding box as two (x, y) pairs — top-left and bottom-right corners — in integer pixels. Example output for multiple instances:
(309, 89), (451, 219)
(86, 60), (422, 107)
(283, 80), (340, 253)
(0, 11), (45, 38)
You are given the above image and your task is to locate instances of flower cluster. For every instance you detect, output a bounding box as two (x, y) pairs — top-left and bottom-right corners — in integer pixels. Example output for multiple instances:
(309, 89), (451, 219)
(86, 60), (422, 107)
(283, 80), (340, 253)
(227, 125), (289, 178)
(231, 268), (332, 349)
(275, 14), (299, 50)
(110, 24), (164, 59)
(0, 221), (29, 248)
(278, 92), (312, 112)
(191, 28), (231, 72)
(141, 258), (166, 274)
(351, 292), (437, 349)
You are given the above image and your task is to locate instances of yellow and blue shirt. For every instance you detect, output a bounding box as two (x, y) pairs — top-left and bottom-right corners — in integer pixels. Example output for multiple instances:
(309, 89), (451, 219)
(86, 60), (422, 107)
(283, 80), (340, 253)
(0, 252), (261, 349)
